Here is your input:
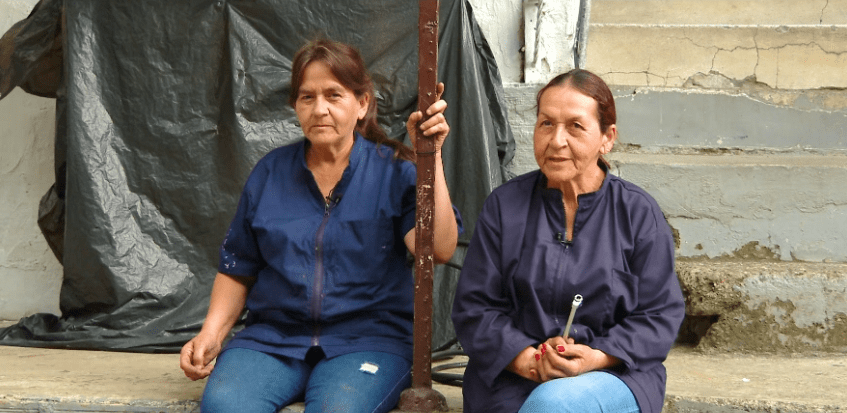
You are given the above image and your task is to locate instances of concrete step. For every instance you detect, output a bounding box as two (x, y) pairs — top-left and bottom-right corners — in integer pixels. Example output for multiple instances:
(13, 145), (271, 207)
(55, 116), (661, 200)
(608, 152), (847, 263)
(0, 343), (462, 413)
(0, 345), (844, 412)
(607, 87), (847, 153)
(676, 260), (847, 353)
(586, 0), (847, 90)
(584, 23), (847, 89)
(663, 346), (847, 413)
(503, 83), (847, 162)
(591, 0), (847, 25)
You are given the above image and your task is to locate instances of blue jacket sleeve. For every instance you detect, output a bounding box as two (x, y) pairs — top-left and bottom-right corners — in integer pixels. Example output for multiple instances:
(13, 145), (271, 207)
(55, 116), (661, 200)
(451, 190), (536, 387)
(218, 162), (267, 278)
(589, 204), (686, 374)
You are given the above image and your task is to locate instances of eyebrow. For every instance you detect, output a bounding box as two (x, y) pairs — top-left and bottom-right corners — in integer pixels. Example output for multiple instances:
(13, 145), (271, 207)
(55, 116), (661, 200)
(300, 84), (346, 94)
(537, 110), (585, 123)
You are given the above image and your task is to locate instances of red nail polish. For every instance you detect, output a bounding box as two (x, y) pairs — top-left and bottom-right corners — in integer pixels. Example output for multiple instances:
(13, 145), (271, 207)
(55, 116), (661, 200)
(557, 345), (564, 352)
(535, 354), (540, 361)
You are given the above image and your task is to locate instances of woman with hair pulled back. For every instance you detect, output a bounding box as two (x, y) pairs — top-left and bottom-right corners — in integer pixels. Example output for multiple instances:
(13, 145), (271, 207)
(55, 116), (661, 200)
(179, 38), (460, 413)
(452, 69), (685, 413)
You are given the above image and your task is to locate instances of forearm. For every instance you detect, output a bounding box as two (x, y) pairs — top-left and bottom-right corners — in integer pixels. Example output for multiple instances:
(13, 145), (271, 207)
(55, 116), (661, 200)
(432, 153), (458, 263)
(588, 348), (622, 371)
(199, 272), (252, 342)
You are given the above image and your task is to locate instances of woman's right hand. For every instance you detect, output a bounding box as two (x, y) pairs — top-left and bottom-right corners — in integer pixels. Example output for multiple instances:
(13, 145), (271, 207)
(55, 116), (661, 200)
(533, 337), (622, 382)
(179, 332), (222, 381)
(179, 273), (251, 381)
(506, 346), (542, 383)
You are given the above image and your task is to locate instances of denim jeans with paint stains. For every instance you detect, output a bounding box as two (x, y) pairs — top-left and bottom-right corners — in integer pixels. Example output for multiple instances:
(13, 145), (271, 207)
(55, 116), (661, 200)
(201, 347), (411, 413)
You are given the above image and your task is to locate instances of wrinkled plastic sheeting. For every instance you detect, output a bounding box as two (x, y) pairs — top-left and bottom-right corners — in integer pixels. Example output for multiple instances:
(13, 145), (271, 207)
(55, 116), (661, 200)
(0, 0), (514, 352)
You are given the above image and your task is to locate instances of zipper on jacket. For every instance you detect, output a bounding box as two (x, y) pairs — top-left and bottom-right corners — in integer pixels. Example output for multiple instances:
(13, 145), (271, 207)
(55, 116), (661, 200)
(311, 197), (335, 346)
(555, 232), (572, 247)
(553, 231), (572, 326)
(553, 198), (574, 326)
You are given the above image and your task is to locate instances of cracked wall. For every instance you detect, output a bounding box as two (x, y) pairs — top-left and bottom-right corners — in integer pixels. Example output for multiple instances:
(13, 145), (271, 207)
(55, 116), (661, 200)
(587, 25), (847, 90)
(591, 0), (847, 26)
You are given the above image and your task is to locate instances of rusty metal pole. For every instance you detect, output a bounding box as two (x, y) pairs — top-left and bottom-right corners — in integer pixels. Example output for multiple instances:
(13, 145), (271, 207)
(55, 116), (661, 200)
(397, 0), (447, 411)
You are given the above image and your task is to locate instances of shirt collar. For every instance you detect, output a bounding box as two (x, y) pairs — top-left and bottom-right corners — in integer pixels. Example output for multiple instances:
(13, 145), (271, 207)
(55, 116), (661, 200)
(297, 132), (366, 203)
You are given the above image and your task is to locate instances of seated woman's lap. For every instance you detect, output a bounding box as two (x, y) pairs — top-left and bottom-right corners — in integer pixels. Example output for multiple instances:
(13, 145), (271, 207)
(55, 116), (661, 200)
(200, 347), (411, 413)
(201, 348), (310, 413)
(305, 351), (411, 413)
(518, 371), (640, 413)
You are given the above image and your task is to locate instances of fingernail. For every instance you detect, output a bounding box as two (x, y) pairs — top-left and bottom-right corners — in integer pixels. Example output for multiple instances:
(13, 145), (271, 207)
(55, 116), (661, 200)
(535, 354), (540, 361)
(557, 345), (564, 352)
(541, 345), (546, 354)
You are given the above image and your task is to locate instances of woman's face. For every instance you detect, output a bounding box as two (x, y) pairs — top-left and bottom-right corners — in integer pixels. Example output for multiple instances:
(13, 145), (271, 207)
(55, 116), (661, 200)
(295, 61), (369, 149)
(533, 84), (616, 188)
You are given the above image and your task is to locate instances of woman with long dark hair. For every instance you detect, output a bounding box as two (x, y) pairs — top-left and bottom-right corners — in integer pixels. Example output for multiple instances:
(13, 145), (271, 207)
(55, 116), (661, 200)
(180, 38), (460, 413)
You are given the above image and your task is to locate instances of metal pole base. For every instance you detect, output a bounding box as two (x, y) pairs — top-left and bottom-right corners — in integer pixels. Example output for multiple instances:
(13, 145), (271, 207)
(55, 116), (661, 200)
(397, 387), (448, 412)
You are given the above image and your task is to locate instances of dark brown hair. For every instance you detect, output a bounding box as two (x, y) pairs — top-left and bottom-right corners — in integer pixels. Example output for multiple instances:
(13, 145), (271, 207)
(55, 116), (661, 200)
(536, 69), (616, 135)
(289, 39), (414, 161)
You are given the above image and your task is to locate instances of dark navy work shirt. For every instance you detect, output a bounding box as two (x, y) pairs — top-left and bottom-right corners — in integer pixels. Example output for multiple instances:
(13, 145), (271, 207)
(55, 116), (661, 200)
(218, 135), (431, 362)
(452, 165), (685, 413)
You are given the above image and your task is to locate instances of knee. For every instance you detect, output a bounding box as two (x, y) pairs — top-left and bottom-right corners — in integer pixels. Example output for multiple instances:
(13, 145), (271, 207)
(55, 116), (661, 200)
(200, 379), (247, 413)
(520, 381), (581, 413)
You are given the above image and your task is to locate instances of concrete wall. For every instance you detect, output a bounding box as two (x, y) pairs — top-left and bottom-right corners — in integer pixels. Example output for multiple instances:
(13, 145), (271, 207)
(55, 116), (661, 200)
(0, 0), (62, 320)
(468, 0), (583, 83)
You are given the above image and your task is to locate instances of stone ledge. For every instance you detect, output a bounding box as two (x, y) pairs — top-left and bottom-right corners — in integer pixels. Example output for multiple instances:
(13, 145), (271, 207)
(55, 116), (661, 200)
(676, 261), (847, 353)
(663, 346), (847, 412)
(1, 346), (844, 412)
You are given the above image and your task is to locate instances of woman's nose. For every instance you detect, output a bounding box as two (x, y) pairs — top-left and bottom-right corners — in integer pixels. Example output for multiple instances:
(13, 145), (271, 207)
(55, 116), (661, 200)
(313, 97), (329, 115)
(551, 125), (569, 147)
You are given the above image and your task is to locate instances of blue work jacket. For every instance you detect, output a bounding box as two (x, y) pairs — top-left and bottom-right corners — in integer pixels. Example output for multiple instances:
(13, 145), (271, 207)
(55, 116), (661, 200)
(218, 135), (426, 362)
(452, 166), (685, 413)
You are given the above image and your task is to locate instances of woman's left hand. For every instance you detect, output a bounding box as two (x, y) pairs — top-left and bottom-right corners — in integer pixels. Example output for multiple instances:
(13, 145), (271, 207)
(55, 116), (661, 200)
(533, 337), (621, 382)
(406, 82), (449, 155)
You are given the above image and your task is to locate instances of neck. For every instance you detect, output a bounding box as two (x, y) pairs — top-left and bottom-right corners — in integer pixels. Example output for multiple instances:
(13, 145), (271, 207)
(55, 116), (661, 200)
(548, 164), (606, 205)
(306, 135), (355, 170)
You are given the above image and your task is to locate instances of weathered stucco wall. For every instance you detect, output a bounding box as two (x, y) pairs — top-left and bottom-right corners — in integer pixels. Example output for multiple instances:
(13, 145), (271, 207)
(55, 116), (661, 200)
(0, 0), (62, 320)
(466, 0), (523, 83)
(468, 0), (583, 83)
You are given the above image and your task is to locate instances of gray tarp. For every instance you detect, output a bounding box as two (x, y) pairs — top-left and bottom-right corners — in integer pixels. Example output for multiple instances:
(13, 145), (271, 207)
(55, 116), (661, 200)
(0, 0), (514, 352)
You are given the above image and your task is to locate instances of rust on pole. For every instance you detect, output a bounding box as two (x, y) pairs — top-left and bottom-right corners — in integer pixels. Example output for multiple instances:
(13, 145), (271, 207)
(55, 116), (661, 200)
(397, 0), (447, 411)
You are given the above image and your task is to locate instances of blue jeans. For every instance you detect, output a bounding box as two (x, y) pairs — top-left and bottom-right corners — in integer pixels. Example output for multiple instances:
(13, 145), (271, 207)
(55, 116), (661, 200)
(201, 347), (412, 413)
(518, 371), (640, 413)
